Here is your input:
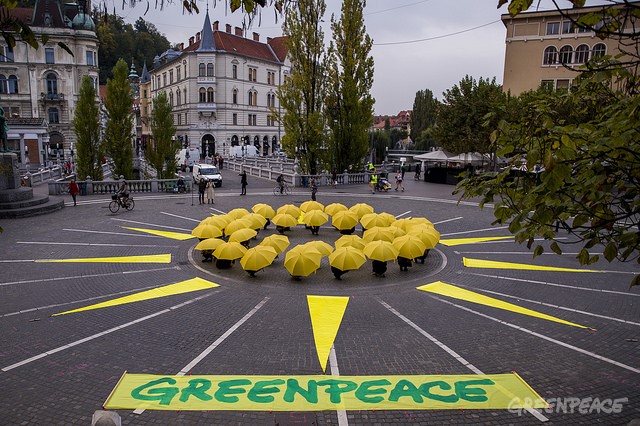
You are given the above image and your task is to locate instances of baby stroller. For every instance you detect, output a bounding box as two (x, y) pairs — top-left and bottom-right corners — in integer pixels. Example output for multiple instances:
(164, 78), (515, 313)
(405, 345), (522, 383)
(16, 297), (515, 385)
(376, 177), (392, 192)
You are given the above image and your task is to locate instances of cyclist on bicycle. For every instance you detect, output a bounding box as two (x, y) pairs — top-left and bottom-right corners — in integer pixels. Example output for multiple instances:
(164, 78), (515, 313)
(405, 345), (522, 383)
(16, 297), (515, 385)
(276, 173), (285, 194)
(116, 175), (129, 202)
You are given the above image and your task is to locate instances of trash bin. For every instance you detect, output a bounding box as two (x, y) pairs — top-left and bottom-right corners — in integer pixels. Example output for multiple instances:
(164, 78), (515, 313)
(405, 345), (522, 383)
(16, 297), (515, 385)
(301, 176), (308, 188)
(80, 182), (87, 196)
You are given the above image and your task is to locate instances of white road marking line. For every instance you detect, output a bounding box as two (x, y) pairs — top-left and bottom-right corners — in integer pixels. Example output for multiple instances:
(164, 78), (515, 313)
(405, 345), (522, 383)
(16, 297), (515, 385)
(1, 292), (217, 372)
(62, 229), (162, 238)
(433, 216), (463, 225)
(441, 226), (508, 236)
(160, 211), (201, 222)
(378, 299), (548, 422)
(0, 266), (179, 287)
(395, 210), (412, 219)
(468, 273), (640, 295)
(455, 250), (587, 255)
(429, 295), (640, 375)
(462, 286), (640, 327)
(133, 297), (270, 416)
(110, 218), (192, 232)
(0, 259), (36, 263)
(210, 207), (227, 214)
(16, 241), (179, 248)
(329, 346), (349, 426)
(1, 284), (164, 318)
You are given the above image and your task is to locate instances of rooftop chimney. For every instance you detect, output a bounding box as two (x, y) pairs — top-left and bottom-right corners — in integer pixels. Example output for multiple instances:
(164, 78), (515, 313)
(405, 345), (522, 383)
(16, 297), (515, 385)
(234, 26), (243, 37)
(196, 31), (201, 42)
(226, 24), (231, 33)
(252, 32), (259, 41)
(267, 37), (272, 43)
(189, 36), (194, 46)
(177, 42), (184, 51)
(213, 20), (219, 30)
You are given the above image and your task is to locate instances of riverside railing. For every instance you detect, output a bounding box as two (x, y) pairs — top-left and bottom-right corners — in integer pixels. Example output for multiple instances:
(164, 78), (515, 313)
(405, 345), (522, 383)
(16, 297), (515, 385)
(48, 177), (192, 196)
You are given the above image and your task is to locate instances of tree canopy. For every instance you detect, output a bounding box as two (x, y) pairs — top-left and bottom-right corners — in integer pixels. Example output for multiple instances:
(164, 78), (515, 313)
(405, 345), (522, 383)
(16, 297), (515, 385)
(73, 76), (103, 181)
(146, 92), (179, 179)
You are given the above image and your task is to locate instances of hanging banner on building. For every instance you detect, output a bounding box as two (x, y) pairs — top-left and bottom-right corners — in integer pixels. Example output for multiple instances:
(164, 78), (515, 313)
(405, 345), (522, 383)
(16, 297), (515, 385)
(104, 373), (547, 411)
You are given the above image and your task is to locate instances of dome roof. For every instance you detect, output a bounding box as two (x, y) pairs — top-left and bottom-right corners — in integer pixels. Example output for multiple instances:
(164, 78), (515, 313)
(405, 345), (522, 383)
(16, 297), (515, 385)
(72, 12), (95, 31)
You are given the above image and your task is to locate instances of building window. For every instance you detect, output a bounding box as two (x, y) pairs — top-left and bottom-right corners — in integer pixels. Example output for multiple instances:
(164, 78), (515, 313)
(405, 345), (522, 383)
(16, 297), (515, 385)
(577, 24), (590, 34)
(199, 63), (206, 77)
(169, 91), (173, 106)
(574, 44), (589, 64)
(46, 73), (58, 97)
(267, 93), (276, 107)
(232, 89), (238, 104)
(540, 80), (554, 91)
(0, 75), (6, 94)
(561, 21), (574, 34)
(559, 45), (573, 64)
(248, 90), (257, 106)
(233, 113), (237, 125)
(592, 43), (606, 58)
(267, 71), (275, 85)
(163, 73), (167, 86)
(207, 62), (214, 77)
(169, 70), (174, 84)
(543, 46), (558, 65)
(86, 50), (96, 66)
(176, 89), (181, 106)
(45, 48), (55, 64)
(546, 22), (560, 35)
(177, 66), (181, 81)
(206, 87), (214, 103)
(184, 88), (187, 104)
(1, 46), (14, 62)
(556, 79), (571, 92)
(199, 88), (206, 103)
(248, 67), (257, 82)
(8, 75), (17, 93)
(184, 112), (188, 125)
(48, 107), (59, 123)
(248, 114), (257, 126)
(177, 113), (181, 125)
(232, 64), (238, 79)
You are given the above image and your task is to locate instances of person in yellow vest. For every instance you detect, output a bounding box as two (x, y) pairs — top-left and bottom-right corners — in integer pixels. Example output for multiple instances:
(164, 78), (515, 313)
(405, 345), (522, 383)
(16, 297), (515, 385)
(370, 171), (378, 194)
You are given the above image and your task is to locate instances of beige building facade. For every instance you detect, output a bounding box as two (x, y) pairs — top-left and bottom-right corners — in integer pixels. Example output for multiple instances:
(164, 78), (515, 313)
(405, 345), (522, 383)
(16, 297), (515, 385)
(501, 3), (638, 94)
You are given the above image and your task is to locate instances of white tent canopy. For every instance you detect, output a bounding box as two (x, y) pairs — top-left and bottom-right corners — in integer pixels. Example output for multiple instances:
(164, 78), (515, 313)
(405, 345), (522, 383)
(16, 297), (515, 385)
(414, 149), (453, 161)
(447, 152), (485, 164)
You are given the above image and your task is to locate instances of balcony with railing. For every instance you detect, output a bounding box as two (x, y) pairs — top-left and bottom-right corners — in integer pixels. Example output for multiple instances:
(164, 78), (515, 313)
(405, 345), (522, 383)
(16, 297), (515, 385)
(40, 92), (65, 102)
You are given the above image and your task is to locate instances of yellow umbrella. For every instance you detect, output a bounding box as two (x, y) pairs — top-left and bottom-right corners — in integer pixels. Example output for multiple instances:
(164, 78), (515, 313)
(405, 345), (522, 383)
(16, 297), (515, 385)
(360, 213), (389, 230)
(392, 235), (427, 259)
(213, 241), (247, 260)
(245, 213), (268, 230)
(405, 218), (434, 232)
(228, 228), (258, 243)
(204, 214), (232, 231)
(300, 200), (325, 212)
(363, 240), (399, 262)
(329, 246), (367, 271)
(362, 226), (396, 243)
(224, 218), (252, 235)
(331, 210), (359, 231)
(240, 245), (277, 271)
(387, 225), (406, 238)
(304, 240), (334, 256)
(194, 237), (226, 251)
(349, 203), (374, 219)
(302, 210), (329, 227)
(252, 203), (276, 219)
(284, 247), (322, 277)
(324, 202), (348, 216)
(408, 226), (440, 249)
(378, 212), (397, 226)
(191, 224), (223, 239)
(277, 204), (301, 218)
(227, 208), (251, 220)
(271, 213), (298, 228)
(392, 218), (413, 232)
(335, 234), (366, 250)
(259, 234), (290, 254)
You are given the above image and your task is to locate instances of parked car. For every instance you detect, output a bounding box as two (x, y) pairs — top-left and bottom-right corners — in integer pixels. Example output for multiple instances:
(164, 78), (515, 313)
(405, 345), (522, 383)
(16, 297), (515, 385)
(193, 164), (223, 187)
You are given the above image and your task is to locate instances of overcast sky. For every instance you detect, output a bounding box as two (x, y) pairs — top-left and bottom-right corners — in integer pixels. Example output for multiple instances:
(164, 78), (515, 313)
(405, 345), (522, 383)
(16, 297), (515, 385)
(114, 0), (600, 115)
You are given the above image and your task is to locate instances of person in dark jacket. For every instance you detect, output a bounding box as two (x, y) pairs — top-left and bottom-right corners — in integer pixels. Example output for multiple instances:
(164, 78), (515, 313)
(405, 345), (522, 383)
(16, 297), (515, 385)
(239, 170), (247, 195)
(198, 178), (207, 204)
(372, 260), (387, 277)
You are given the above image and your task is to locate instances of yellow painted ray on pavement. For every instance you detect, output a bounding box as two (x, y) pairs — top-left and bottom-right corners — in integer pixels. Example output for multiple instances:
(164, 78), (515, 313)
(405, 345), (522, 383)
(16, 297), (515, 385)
(307, 295), (349, 373)
(439, 236), (513, 246)
(417, 281), (591, 329)
(53, 277), (220, 316)
(121, 226), (196, 241)
(36, 254), (172, 263)
(463, 257), (601, 272)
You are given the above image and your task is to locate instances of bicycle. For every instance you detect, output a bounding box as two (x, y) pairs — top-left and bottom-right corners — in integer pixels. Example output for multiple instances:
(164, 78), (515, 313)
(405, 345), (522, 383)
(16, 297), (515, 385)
(273, 183), (290, 195)
(109, 193), (135, 213)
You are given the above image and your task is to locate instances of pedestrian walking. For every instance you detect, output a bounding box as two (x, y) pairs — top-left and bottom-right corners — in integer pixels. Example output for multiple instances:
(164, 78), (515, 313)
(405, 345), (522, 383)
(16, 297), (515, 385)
(310, 177), (318, 201)
(331, 169), (337, 188)
(395, 171), (404, 192)
(206, 179), (215, 204)
(198, 178), (207, 204)
(69, 178), (79, 206)
(239, 170), (247, 195)
(218, 156), (224, 170)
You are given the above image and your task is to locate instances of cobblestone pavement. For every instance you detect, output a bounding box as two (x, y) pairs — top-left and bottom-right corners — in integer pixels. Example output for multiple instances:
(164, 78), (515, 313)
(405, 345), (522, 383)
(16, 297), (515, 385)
(0, 170), (638, 425)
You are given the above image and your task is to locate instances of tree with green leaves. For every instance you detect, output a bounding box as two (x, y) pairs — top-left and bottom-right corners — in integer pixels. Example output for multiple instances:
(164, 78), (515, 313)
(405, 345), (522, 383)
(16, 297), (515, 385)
(146, 92), (179, 179)
(410, 89), (439, 151)
(276, 0), (327, 175)
(431, 75), (506, 156)
(457, 0), (640, 285)
(325, 0), (374, 174)
(73, 76), (103, 181)
(103, 58), (134, 179)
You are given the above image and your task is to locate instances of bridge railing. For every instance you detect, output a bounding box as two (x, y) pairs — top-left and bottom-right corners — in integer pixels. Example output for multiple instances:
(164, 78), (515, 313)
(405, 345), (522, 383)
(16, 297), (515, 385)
(48, 178), (193, 196)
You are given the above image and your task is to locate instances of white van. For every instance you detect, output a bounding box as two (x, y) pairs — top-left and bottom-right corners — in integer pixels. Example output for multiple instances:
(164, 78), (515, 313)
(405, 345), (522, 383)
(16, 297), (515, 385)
(176, 148), (200, 171)
(229, 145), (258, 158)
(193, 163), (223, 187)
